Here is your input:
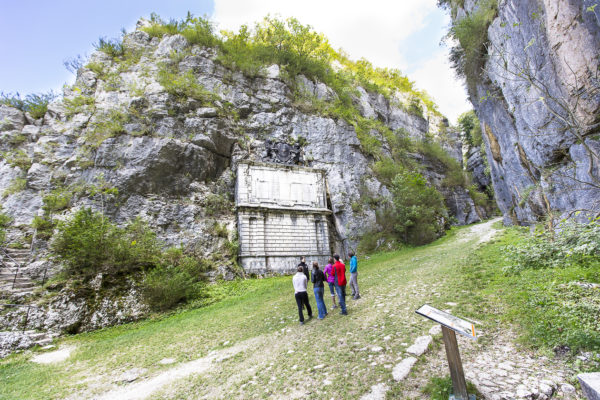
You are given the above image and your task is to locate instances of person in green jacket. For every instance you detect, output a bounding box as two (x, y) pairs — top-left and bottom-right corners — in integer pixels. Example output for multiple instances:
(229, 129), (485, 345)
(349, 251), (360, 300)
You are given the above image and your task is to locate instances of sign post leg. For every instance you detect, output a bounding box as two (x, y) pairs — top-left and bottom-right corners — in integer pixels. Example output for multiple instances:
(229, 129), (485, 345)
(442, 325), (469, 400)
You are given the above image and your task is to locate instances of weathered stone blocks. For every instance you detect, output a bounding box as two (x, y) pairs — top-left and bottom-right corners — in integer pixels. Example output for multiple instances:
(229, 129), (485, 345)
(236, 161), (333, 274)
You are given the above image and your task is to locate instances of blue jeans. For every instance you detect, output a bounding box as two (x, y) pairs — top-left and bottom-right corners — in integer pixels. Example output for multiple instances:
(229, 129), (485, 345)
(313, 287), (327, 319)
(334, 284), (347, 314)
(327, 281), (335, 295)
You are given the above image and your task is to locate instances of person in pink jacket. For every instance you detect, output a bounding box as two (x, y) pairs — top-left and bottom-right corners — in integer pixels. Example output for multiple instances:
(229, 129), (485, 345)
(323, 257), (337, 309)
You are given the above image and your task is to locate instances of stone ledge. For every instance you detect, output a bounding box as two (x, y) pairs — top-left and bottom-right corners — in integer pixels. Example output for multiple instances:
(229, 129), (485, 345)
(237, 160), (327, 174)
(579, 373), (600, 400)
(237, 204), (332, 214)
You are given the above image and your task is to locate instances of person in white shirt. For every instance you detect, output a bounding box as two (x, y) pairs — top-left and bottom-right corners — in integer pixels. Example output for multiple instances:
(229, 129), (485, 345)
(293, 266), (313, 325)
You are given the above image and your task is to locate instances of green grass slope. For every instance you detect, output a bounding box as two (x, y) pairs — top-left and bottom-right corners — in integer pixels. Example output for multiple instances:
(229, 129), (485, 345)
(1, 219), (598, 399)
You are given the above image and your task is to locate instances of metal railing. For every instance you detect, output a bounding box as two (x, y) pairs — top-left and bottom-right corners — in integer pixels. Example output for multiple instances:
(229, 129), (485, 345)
(0, 246), (48, 291)
(0, 248), (22, 290)
(0, 303), (38, 332)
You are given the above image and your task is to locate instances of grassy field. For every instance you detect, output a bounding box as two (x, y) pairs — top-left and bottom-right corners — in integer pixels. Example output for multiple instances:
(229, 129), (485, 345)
(1, 219), (596, 399)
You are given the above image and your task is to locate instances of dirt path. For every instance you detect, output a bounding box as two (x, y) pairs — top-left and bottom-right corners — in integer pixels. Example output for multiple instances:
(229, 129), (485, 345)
(453, 217), (501, 245)
(92, 337), (264, 400)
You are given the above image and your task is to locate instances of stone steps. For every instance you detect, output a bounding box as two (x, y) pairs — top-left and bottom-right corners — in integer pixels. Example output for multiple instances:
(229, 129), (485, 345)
(0, 268), (37, 278)
(0, 266), (38, 273)
(0, 290), (34, 299)
(3, 254), (30, 260)
(0, 282), (36, 289)
(1, 259), (29, 266)
(0, 282), (36, 291)
(4, 249), (30, 255)
(0, 243), (36, 299)
(1, 329), (56, 352)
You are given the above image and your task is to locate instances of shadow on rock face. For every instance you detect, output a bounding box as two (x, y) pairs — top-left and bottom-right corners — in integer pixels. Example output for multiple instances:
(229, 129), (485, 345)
(93, 136), (229, 196)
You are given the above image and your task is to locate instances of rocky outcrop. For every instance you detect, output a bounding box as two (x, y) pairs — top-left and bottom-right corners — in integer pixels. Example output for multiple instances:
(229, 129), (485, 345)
(450, 0), (600, 224)
(0, 23), (488, 338)
(466, 146), (491, 191)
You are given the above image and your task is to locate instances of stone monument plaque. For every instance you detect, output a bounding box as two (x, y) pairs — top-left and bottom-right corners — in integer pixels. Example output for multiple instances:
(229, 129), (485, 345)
(236, 161), (332, 274)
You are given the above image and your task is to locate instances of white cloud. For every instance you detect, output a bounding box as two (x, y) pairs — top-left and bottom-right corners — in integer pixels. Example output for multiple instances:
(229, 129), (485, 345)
(409, 50), (471, 124)
(212, 0), (470, 123)
(213, 0), (436, 68)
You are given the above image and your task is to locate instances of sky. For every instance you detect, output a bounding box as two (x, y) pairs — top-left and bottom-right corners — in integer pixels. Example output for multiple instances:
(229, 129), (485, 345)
(0, 1), (470, 123)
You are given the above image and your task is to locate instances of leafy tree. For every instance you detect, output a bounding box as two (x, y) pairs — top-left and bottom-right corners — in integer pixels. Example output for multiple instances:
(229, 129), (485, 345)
(389, 171), (447, 245)
(52, 208), (160, 277)
(457, 110), (482, 146)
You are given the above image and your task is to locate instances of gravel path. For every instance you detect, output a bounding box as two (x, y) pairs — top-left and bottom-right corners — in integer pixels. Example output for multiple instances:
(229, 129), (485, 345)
(92, 337), (262, 400)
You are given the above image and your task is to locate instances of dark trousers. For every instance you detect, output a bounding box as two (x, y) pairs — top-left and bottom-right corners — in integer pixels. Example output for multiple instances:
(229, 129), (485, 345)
(295, 291), (312, 322)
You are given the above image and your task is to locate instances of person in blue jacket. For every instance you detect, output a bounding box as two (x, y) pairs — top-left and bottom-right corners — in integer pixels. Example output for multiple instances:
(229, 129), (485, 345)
(349, 251), (360, 300)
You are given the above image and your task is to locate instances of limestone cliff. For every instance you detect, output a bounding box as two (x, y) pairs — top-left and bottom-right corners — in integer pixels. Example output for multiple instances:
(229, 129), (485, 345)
(0, 19), (489, 336)
(445, 0), (600, 224)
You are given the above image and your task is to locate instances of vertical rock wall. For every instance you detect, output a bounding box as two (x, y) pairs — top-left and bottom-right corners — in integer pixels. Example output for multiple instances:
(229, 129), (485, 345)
(454, 0), (600, 224)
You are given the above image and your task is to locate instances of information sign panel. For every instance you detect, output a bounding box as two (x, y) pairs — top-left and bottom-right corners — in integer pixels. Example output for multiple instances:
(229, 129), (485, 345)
(416, 304), (477, 340)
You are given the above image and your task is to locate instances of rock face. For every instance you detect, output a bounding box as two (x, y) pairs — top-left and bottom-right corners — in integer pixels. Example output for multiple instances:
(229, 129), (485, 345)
(466, 146), (491, 191)
(451, 0), (600, 224)
(0, 24), (489, 337)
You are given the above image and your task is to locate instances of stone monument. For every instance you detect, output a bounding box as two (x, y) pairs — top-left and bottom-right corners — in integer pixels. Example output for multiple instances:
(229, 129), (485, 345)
(236, 144), (333, 274)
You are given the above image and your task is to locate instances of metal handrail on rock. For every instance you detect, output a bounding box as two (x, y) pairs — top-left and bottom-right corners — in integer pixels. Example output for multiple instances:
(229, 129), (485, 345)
(0, 245), (49, 291)
(0, 303), (39, 332)
(0, 248), (22, 290)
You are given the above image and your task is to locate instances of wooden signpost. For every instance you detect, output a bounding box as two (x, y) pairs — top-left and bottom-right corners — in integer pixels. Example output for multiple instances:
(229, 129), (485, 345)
(416, 305), (477, 400)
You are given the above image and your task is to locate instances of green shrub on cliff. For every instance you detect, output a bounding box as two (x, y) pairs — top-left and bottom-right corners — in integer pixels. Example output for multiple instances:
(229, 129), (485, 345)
(53, 208), (160, 277)
(84, 109), (128, 148)
(440, 0), (498, 92)
(42, 187), (72, 214)
(141, 247), (209, 311)
(94, 37), (124, 59)
(218, 16), (333, 82)
(157, 68), (215, 103)
(141, 12), (218, 48)
(415, 141), (466, 187)
(63, 93), (95, 118)
(0, 209), (11, 244)
(2, 178), (26, 198)
(2, 149), (32, 171)
(389, 171), (447, 245)
(458, 110), (483, 146)
(0, 91), (57, 119)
